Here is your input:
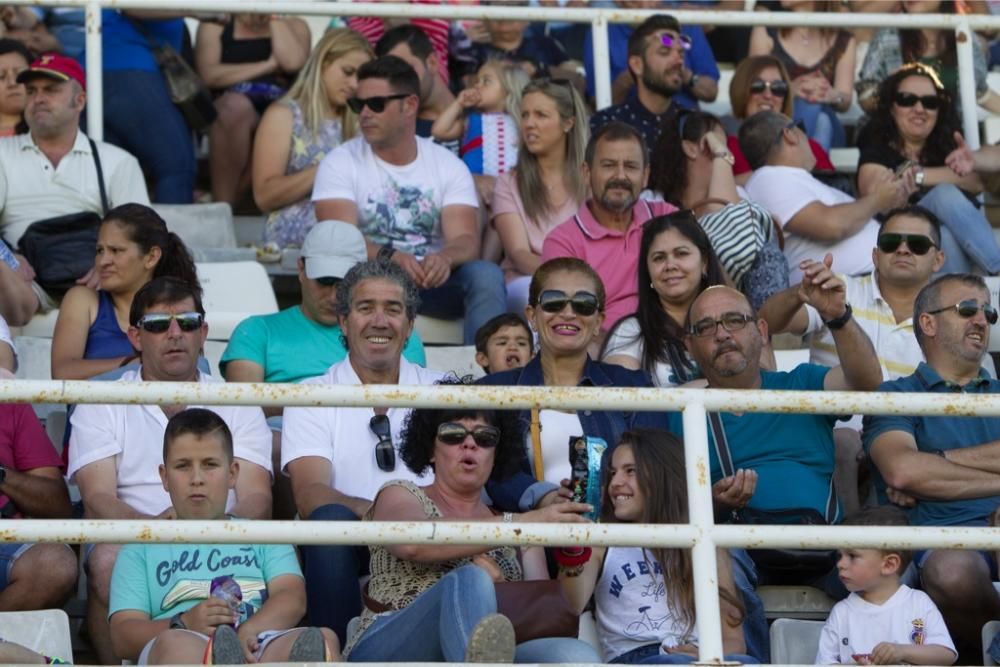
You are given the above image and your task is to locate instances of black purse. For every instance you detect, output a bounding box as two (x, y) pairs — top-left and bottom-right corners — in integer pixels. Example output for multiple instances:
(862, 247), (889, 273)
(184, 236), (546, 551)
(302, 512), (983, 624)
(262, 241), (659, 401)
(709, 412), (839, 579)
(17, 138), (106, 294)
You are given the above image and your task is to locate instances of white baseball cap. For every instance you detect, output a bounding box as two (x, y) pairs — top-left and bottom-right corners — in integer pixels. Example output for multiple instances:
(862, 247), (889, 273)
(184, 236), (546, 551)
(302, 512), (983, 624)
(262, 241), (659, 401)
(300, 221), (368, 280)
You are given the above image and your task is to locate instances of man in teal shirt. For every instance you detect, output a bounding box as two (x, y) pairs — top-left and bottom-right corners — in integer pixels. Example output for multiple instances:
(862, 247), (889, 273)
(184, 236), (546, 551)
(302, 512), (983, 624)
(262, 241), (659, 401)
(221, 220), (425, 389)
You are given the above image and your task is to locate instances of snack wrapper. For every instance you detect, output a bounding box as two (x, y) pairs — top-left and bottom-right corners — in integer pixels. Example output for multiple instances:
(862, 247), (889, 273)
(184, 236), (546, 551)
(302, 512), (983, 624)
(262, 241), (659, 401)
(569, 436), (606, 521)
(210, 574), (243, 626)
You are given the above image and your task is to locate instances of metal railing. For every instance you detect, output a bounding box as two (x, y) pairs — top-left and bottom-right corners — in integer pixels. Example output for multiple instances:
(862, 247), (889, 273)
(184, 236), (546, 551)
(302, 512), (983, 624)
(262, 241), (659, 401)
(3, 379), (1000, 663)
(5, 1), (1000, 149)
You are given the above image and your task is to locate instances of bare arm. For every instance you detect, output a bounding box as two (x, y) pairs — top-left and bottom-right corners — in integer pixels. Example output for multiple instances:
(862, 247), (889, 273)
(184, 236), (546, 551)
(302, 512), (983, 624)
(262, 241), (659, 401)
(859, 162), (982, 200)
(229, 459), (272, 520)
(602, 354), (641, 370)
(824, 35), (856, 112)
(287, 456), (370, 519)
(747, 25), (772, 56)
(223, 361), (281, 417)
(556, 546), (606, 615)
(252, 104), (317, 212)
(236, 573), (305, 640)
(431, 94), (471, 142)
(869, 430), (1000, 500)
(437, 204), (480, 267)
(493, 212), (542, 277)
(785, 177), (901, 243)
(688, 74), (718, 103)
(757, 285), (809, 336)
(314, 198), (360, 228)
(937, 439), (1000, 474)
(77, 458), (160, 519)
(110, 610), (172, 662)
(1, 466), (72, 518)
(718, 548), (747, 656)
(267, 18), (311, 73)
(51, 287), (133, 380)
(195, 22), (278, 89)
(871, 642), (957, 666)
(0, 341), (14, 373)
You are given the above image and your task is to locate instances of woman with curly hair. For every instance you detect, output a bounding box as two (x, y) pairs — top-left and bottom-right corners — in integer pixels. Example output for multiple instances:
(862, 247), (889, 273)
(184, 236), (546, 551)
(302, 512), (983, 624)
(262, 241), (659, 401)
(856, 62), (1000, 274)
(343, 378), (600, 664)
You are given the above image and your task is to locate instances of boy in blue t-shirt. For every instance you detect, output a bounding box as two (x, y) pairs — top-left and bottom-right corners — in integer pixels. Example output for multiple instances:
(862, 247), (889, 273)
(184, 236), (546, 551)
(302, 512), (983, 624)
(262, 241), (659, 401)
(108, 408), (339, 664)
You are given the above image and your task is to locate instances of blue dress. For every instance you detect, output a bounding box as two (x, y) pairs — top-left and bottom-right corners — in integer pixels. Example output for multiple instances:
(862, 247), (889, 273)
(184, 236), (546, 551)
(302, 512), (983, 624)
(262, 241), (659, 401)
(83, 290), (133, 360)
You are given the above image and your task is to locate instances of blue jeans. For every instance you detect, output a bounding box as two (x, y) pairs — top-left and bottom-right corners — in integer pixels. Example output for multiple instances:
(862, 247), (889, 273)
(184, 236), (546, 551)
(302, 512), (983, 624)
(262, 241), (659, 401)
(300, 504), (369, 648)
(611, 642), (756, 664)
(101, 69), (195, 203)
(347, 564), (599, 663)
(793, 98), (845, 151)
(918, 184), (1000, 275)
(418, 260), (506, 345)
(728, 549), (770, 663)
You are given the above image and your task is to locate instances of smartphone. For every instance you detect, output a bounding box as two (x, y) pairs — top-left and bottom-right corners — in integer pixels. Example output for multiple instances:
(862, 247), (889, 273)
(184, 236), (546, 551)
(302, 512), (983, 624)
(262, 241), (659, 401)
(894, 160), (915, 178)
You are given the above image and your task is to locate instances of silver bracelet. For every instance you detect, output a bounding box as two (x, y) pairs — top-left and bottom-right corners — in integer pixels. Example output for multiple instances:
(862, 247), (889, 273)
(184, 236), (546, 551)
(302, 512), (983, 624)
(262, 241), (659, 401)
(502, 512), (514, 523)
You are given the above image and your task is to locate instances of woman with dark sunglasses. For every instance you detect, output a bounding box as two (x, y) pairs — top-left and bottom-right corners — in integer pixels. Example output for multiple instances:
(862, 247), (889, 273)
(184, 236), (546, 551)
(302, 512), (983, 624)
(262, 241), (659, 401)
(344, 377), (599, 664)
(856, 63), (1000, 275)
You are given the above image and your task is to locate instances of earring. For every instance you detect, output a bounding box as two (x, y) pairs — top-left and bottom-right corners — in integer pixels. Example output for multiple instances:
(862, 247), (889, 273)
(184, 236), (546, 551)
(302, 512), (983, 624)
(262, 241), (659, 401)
(650, 282), (655, 289)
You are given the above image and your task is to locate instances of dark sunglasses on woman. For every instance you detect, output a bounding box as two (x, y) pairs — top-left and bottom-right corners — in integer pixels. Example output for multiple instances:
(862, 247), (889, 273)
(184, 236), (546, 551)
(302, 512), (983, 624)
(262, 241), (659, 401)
(436, 422), (502, 448)
(893, 92), (941, 111)
(536, 289), (600, 316)
(136, 312), (203, 334)
(926, 299), (999, 325)
(347, 93), (410, 114)
(749, 78), (789, 98)
(876, 233), (937, 256)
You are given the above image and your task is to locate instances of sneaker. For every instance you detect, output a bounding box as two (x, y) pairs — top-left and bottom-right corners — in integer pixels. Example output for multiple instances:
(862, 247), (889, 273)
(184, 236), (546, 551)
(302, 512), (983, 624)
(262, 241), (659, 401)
(210, 625), (245, 665)
(464, 613), (515, 663)
(288, 627), (327, 662)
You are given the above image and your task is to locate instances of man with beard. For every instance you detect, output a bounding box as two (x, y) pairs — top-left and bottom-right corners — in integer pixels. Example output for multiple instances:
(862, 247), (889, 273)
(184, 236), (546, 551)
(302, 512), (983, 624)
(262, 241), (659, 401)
(589, 14), (689, 154)
(541, 122), (676, 333)
(864, 273), (1000, 662)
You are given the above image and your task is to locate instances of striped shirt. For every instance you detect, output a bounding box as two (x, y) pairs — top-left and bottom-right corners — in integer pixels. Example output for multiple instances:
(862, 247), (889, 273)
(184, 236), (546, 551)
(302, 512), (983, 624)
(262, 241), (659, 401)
(698, 200), (774, 288)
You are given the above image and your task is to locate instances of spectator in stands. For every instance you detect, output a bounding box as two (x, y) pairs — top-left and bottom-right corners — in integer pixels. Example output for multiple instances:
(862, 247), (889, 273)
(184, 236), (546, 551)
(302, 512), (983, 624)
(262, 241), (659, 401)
(650, 109), (788, 310)
(222, 220), (425, 388)
(589, 14), (689, 155)
(474, 312), (532, 374)
(945, 132), (1000, 177)
(375, 25), (456, 148)
(0, 398), (76, 614)
(725, 54), (835, 183)
(857, 0), (1000, 116)
(253, 28), (372, 250)
(97, 10), (200, 203)
(559, 429), (753, 665)
(195, 13), (311, 206)
(602, 211), (733, 387)
(281, 259), (444, 646)
(863, 273), (1000, 662)
(108, 408), (337, 665)
(68, 276), (273, 666)
(0, 53), (148, 327)
(478, 257), (668, 513)
(542, 122), (676, 335)
(343, 380), (599, 664)
(0, 39), (29, 136)
(0, 6), (60, 56)
(494, 78), (588, 313)
(347, 4), (450, 85)
(51, 204), (199, 380)
(740, 110), (911, 283)
(584, 2), (719, 110)
(313, 56), (504, 345)
(749, 0), (856, 150)
(472, 12), (582, 91)
(32, 7), (85, 60)
(0, 314), (15, 373)
(856, 63), (1000, 275)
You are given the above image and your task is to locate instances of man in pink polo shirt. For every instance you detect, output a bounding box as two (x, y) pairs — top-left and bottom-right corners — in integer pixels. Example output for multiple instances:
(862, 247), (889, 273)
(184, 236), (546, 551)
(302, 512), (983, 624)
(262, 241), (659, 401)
(542, 121), (676, 335)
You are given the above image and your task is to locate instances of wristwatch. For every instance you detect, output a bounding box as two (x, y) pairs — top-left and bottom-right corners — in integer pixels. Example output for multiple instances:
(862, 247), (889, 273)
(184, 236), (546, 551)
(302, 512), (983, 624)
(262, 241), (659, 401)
(823, 303), (854, 330)
(688, 73), (701, 89)
(711, 149), (735, 166)
(376, 244), (396, 263)
(915, 168), (926, 187)
(169, 612), (187, 630)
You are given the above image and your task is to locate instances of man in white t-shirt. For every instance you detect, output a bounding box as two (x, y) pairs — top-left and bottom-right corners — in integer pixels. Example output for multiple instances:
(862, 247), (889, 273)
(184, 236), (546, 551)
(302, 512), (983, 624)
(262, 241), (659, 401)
(312, 55), (505, 345)
(740, 111), (912, 283)
(67, 276), (272, 666)
(282, 259), (444, 646)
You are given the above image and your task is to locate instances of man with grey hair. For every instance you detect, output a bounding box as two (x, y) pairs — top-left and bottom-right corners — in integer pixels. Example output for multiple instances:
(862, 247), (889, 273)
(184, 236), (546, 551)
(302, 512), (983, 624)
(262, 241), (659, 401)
(281, 259), (444, 646)
(864, 273), (1000, 662)
(0, 53), (148, 326)
(740, 110), (910, 283)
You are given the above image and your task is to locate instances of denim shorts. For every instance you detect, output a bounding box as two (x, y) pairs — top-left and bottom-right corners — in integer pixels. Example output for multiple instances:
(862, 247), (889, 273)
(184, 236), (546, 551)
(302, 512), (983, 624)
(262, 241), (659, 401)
(0, 543), (34, 589)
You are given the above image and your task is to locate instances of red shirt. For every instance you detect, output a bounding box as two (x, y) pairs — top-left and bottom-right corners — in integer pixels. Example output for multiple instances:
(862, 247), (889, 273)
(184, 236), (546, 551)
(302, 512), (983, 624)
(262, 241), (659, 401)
(728, 134), (834, 175)
(0, 404), (63, 517)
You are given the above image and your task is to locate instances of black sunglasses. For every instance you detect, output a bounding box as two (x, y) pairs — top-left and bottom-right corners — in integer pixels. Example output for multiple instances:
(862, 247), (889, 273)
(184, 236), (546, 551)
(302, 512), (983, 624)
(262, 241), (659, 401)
(893, 92), (941, 111)
(347, 93), (410, 114)
(749, 78), (789, 98)
(537, 289), (600, 316)
(436, 422), (502, 448)
(689, 312), (755, 338)
(369, 414), (395, 472)
(136, 312), (203, 334)
(877, 233), (937, 256)
(927, 299), (999, 325)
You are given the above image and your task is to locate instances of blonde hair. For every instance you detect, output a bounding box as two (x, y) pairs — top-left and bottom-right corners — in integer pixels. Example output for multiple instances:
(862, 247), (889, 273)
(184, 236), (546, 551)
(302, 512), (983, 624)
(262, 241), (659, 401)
(514, 79), (589, 225)
(282, 28), (373, 139)
(479, 59), (529, 119)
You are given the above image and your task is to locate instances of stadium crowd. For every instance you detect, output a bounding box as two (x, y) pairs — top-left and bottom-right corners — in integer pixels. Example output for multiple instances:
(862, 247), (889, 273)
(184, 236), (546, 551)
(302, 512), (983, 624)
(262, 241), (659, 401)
(5, 0), (1000, 665)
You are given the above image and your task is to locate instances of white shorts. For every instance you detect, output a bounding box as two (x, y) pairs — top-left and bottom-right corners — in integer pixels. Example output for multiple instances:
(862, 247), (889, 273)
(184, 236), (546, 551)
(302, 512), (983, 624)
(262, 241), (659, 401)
(137, 627), (297, 664)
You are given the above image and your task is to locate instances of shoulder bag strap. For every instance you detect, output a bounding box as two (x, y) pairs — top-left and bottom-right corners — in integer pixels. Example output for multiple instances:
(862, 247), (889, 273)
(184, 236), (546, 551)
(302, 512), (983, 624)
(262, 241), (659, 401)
(87, 138), (108, 214)
(708, 412), (735, 479)
(530, 407), (544, 482)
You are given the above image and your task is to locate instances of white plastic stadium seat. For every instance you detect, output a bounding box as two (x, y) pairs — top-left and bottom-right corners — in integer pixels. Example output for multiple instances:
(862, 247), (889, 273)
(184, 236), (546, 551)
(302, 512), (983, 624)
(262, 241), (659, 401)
(759, 585), (835, 620)
(423, 345), (484, 378)
(414, 315), (464, 346)
(769, 617), (824, 665)
(153, 202), (236, 249)
(0, 609), (74, 662)
(984, 619), (1000, 666)
(983, 277), (1000, 353)
(196, 261), (278, 341)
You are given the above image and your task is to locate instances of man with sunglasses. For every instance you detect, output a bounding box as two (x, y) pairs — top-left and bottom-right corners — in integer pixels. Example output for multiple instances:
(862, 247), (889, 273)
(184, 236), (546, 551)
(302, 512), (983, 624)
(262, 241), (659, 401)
(281, 259), (445, 646)
(313, 56), (505, 346)
(67, 276), (273, 666)
(864, 274), (1000, 662)
(741, 110), (913, 283)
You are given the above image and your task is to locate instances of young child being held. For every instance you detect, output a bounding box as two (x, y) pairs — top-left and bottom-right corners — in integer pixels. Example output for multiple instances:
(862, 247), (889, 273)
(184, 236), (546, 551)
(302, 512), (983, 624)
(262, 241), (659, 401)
(431, 59), (528, 179)
(815, 507), (956, 666)
(474, 312), (533, 374)
(107, 408), (339, 665)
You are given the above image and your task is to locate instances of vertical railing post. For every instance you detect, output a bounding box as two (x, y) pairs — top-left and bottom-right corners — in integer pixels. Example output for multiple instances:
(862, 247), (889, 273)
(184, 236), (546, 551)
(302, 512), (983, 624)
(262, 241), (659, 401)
(682, 400), (725, 663)
(592, 13), (612, 111)
(85, 1), (102, 141)
(955, 17), (980, 150)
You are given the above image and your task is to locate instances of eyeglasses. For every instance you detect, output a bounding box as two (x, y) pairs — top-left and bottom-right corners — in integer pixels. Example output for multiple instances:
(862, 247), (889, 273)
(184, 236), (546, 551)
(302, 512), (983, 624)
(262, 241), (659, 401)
(689, 312), (755, 338)
(893, 92), (941, 111)
(660, 33), (693, 52)
(315, 276), (341, 287)
(536, 289), (600, 316)
(436, 422), (501, 448)
(347, 93), (410, 114)
(926, 299), (999, 325)
(749, 78), (789, 98)
(369, 414), (395, 472)
(877, 233), (937, 255)
(136, 312), (203, 334)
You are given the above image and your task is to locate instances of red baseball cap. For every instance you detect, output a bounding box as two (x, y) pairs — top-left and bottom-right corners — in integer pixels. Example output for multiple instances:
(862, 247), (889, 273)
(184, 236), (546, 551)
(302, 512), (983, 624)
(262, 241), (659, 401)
(17, 53), (86, 91)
